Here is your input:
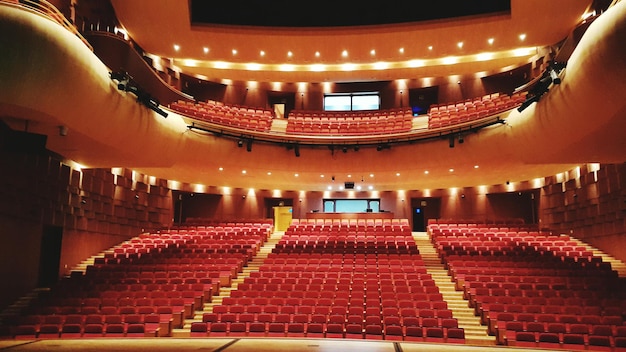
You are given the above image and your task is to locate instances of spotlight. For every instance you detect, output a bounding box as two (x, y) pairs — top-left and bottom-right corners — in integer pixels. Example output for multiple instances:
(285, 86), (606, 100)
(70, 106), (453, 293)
(449, 136), (455, 148)
(294, 144), (300, 157)
(342, 146), (348, 153)
(458, 135), (464, 144)
(237, 140), (244, 148)
(549, 69), (561, 84)
(246, 139), (253, 152)
(376, 144), (390, 151)
(353, 145), (360, 152)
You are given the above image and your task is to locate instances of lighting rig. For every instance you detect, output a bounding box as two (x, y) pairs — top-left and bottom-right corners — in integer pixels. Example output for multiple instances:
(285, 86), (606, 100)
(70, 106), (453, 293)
(517, 61), (566, 113)
(109, 71), (168, 118)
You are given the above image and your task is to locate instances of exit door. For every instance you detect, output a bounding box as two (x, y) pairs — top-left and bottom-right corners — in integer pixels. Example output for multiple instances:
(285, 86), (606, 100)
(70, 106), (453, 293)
(412, 207), (425, 232)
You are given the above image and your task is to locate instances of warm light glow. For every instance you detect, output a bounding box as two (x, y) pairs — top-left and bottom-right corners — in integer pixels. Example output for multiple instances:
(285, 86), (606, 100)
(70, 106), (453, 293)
(287, 51), (293, 57)
(218, 167), (223, 171)
(512, 47), (534, 56)
(519, 33), (526, 41)
(370, 49), (376, 56)
(272, 82), (282, 91)
(399, 47), (404, 54)
(449, 187), (458, 196)
(341, 63), (356, 71)
(260, 50), (265, 57)
(449, 168), (454, 173)
(222, 186), (231, 195)
(356, 186), (362, 191)
(193, 184), (206, 193)
(476, 52), (494, 61)
(272, 190), (282, 197)
(279, 64), (295, 71)
(478, 185), (488, 194)
(341, 50), (348, 57)
(407, 60), (425, 68)
(315, 51), (320, 57)
(424, 170), (429, 174)
(588, 163), (600, 172)
(320, 175), (325, 178)
(203, 47), (209, 54)
(214, 61), (230, 69)
(474, 165), (479, 169)
(368, 186), (374, 190)
(487, 38), (494, 45)
(396, 173), (401, 176)
(167, 180), (181, 190)
(247, 81), (258, 89)
(294, 173), (299, 177)
(423, 189), (431, 197)
(310, 64), (325, 72)
(241, 170), (247, 174)
(428, 46), (433, 51)
(582, 11), (596, 20)
(373, 62), (388, 70)
(173, 44), (180, 51)
(327, 186), (332, 191)
(369, 174), (374, 178)
(457, 42), (464, 49)
(246, 63), (261, 71)
(533, 178), (543, 188)
(267, 172), (271, 175)
(232, 49), (238, 55)
(442, 57), (458, 65)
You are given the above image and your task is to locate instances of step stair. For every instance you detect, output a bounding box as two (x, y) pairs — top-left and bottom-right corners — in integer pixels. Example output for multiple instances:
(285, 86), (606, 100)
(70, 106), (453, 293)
(173, 230), (285, 336)
(412, 231), (495, 346)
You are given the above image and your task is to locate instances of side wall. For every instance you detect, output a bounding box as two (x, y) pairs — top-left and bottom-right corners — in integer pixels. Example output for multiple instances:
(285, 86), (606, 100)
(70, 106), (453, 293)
(0, 148), (172, 310)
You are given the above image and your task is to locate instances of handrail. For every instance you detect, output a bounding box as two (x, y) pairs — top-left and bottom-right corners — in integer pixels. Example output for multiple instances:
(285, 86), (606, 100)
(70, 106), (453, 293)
(0, 0), (93, 51)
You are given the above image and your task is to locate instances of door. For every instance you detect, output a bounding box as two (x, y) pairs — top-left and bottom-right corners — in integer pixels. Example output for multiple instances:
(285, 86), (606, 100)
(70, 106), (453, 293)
(412, 207), (425, 232)
(38, 226), (63, 287)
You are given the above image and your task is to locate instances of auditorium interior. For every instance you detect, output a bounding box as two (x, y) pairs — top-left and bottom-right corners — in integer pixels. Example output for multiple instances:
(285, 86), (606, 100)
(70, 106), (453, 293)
(0, 0), (625, 351)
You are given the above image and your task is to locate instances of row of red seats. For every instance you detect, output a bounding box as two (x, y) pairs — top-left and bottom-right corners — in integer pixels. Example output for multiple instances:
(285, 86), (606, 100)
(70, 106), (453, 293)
(170, 100), (273, 132)
(428, 93), (525, 129)
(5, 223), (269, 339)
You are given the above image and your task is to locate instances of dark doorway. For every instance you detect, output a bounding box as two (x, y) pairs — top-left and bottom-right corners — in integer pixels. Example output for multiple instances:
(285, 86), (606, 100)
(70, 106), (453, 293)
(38, 226), (63, 287)
(412, 207), (426, 232)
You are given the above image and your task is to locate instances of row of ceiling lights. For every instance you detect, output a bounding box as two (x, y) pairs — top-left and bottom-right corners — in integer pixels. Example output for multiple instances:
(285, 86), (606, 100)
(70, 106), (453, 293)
(171, 34), (528, 59)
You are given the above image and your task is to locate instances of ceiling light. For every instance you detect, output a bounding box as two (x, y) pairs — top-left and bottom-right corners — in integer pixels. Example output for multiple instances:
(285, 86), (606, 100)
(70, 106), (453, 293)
(203, 47), (209, 54)
(399, 47), (404, 54)
(487, 38), (494, 45)
(424, 170), (429, 174)
(267, 172), (272, 175)
(519, 33), (526, 41)
(260, 50), (265, 56)
(449, 168), (454, 172)
(242, 170), (247, 174)
(218, 167), (223, 171)
(341, 50), (348, 57)
(315, 51), (320, 57)
(173, 44), (180, 51)
(287, 51), (293, 57)
(232, 49), (237, 55)
(341, 63), (356, 71)
(396, 173), (401, 176)
(428, 46), (433, 50)
(474, 165), (479, 169)
(457, 42), (464, 48)
(327, 186), (332, 190)
(370, 49), (376, 56)
(368, 186), (374, 190)
(310, 64), (325, 72)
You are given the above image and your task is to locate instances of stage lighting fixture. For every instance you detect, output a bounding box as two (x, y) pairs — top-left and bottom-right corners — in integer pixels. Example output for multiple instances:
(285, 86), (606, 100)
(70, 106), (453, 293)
(237, 140), (244, 147)
(449, 136), (455, 148)
(342, 146), (348, 153)
(246, 139), (253, 152)
(353, 145), (360, 152)
(458, 134), (464, 144)
(294, 144), (300, 157)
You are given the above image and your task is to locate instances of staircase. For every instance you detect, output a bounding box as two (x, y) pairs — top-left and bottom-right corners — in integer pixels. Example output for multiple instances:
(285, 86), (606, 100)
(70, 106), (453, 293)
(175, 230), (285, 336)
(412, 231), (495, 346)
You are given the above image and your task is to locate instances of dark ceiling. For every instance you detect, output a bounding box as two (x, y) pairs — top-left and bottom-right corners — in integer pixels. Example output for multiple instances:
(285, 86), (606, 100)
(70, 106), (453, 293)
(190, 0), (511, 27)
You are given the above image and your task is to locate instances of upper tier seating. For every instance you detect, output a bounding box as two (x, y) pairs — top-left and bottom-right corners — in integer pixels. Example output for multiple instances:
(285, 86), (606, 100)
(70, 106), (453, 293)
(286, 108), (413, 136)
(428, 93), (525, 129)
(5, 223), (271, 339)
(170, 100), (274, 132)
(429, 221), (626, 350)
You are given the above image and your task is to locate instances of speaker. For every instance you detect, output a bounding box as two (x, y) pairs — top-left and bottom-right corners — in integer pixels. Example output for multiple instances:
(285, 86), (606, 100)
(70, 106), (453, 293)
(344, 181), (355, 189)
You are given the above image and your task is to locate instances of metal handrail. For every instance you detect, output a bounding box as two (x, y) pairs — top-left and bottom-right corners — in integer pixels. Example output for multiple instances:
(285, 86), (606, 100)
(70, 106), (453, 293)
(0, 0), (93, 51)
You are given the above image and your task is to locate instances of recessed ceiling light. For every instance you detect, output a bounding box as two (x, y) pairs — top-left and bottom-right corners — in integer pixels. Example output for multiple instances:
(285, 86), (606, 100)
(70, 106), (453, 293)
(320, 175), (325, 178)
(370, 49), (376, 56)
(424, 170), (429, 174)
(242, 170), (246, 174)
(260, 50), (265, 57)
(232, 49), (237, 55)
(474, 165), (479, 169)
(457, 42), (464, 49)
(327, 186), (332, 190)
(428, 46), (433, 51)
(203, 47), (209, 54)
(218, 167), (223, 171)
(396, 173), (401, 176)
(487, 38), (494, 45)
(449, 168), (454, 172)
(356, 186), (362, 191)
(519, 33), (526, 41)
(315, 51), (320, 57)
(342, 50), (348, 57)
(294, 173), (299, 177)
(347, 174), (352, 178)
(267, 172), (272, 175)
(368, 186), (374, 190)
(173, 44), (180, 51)
(399, 47), (404, 54)
(287, 51), (293, 57)
(369, 174), (374, 178)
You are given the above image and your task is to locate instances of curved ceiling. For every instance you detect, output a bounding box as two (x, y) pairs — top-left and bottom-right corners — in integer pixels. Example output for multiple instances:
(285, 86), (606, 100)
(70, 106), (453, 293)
(1, 2), (625, 194)
(110, 0), (592, 83)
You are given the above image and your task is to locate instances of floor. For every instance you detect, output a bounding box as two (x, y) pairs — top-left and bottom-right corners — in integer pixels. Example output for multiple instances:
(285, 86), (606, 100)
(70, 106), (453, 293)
(0, 338), (548, 352)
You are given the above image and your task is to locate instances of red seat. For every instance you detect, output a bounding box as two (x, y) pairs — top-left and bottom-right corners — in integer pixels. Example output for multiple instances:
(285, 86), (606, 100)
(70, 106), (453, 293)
(365, 325), (383, 340)
(384, 325), (404, 340)
(190, 322), (208, 337)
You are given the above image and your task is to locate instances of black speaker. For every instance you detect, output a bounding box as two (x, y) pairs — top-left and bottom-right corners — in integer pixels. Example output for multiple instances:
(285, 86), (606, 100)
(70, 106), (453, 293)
(344, 181), (355, 189)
